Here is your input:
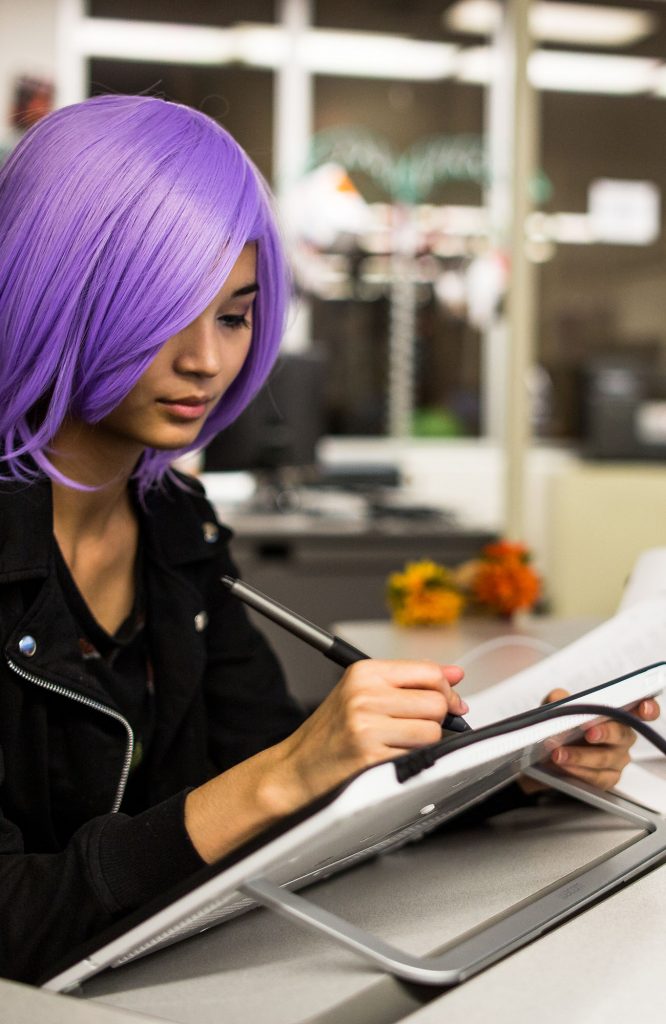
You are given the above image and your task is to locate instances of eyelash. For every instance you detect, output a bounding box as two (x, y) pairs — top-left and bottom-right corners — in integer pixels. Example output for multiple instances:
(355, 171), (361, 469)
(218, 313), (251, 331)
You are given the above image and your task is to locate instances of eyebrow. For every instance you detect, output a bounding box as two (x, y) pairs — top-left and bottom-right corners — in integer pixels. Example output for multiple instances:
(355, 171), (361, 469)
(231, 282), (260, 298)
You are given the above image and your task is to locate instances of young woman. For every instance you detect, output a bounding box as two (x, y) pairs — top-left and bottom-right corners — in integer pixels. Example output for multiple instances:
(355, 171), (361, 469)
(0, 94), (656, 985)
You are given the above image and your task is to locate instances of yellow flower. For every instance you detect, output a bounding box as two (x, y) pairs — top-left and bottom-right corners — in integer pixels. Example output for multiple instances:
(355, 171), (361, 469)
(387, 560), (464, 627)
(393, 588), (465, 627)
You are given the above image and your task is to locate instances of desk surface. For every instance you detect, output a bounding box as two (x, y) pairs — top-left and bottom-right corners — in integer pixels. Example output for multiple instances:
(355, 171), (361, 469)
(333, 616), (603, 698)
(6, 617), (666, 1024)
(82, 803), (666, 1024)
(220, 509), (485, 540)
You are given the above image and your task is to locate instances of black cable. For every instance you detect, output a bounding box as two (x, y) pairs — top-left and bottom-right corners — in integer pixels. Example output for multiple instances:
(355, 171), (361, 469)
(395, 702), (666, 783)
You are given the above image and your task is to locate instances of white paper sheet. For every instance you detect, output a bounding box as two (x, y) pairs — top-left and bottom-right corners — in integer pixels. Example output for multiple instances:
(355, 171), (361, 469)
(618, 547), (666, 611)
(464, 595), (666, 812)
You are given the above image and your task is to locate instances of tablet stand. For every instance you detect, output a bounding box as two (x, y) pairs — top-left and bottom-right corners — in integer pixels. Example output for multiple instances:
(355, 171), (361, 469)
(241, 771), (666, 986)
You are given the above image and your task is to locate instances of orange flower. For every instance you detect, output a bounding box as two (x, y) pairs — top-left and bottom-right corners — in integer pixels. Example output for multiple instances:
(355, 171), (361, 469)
(482, 540), (531, 563)
(471, 548), (541, 615)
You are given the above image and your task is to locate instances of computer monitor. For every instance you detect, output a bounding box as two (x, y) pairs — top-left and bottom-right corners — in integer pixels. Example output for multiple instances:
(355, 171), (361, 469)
(203, 351), (326, 474)
(582, 351), (666, 461)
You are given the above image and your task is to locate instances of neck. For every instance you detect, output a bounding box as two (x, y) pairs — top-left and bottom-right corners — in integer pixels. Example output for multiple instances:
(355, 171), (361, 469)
(48, 419), (142, 546)
(51, 476), (133, 547)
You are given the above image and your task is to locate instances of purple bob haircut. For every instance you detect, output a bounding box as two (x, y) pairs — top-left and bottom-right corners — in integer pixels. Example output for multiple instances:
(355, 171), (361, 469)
(0, 94), (289, 494)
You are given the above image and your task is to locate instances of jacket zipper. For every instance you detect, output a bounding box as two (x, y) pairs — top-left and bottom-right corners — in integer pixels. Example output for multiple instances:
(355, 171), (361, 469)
(7, 658), (134, 814)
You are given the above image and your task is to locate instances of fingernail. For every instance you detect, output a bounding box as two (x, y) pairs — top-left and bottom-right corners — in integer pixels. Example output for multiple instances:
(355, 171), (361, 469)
(553, 748), (567, 764)
(459, 699), (469, 713)
(587, 727), (602, 742)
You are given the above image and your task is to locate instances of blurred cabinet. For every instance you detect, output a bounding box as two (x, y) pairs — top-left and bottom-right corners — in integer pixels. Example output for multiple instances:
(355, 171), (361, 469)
(548, 464), (666, 618)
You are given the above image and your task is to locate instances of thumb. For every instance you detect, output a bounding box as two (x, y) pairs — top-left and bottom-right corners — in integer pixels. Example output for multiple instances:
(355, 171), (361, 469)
(542, 687), (569, 705)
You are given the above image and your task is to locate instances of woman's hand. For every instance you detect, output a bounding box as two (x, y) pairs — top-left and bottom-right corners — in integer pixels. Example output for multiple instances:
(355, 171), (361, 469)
(186, 659), (466, 864)
(526, 688), (660, 793)
(276, 659), (468, 807)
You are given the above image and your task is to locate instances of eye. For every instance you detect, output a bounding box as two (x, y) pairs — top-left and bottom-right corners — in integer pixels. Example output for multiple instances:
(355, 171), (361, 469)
(217, 313), (252, 331)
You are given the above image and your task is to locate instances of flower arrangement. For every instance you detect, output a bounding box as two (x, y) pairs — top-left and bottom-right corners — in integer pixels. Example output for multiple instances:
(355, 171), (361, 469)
(387, 542), (541, 626)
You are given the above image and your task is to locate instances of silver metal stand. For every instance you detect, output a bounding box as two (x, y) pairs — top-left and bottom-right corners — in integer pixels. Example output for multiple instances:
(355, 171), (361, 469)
(241, 772), (666, 986)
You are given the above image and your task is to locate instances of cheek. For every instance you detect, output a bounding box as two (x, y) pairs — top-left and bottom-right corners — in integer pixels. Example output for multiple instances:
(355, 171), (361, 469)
(102, 368), (158, 425)
(228, 338), (253, 381)
(115, 381), (151, 416)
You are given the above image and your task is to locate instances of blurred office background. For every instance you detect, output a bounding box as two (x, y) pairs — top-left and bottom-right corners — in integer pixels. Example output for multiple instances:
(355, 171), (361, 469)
(1, 0), (665, 650)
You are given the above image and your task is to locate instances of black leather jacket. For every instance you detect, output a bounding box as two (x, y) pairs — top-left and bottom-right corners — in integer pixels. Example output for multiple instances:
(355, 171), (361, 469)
(0, 474), (304, 983)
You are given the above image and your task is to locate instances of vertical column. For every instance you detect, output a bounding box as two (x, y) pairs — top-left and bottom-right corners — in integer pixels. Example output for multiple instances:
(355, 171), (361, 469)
(387, 206), (417, 438)
(505, 0), (537, 539)
(486, 0), (538, 537)
(273, 0), (314, 352)
(55, 0), (87, 108)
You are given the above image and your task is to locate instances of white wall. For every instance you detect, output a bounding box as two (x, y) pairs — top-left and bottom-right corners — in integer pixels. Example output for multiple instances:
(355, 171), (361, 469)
(319, 436), (577, 575)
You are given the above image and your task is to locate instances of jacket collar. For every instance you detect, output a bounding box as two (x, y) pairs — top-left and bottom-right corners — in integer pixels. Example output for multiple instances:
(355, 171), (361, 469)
(0, 473), (231, 582)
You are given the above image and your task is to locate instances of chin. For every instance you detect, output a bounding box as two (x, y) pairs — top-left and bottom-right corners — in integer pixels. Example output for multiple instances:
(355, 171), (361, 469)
(126, 412), (210, 452)
(147, 428), (206, 451)
(148, 439), (201, 453)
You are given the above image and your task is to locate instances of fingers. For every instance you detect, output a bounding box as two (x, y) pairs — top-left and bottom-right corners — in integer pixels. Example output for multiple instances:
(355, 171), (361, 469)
(334, 659), (468, 756)
(635, 698), (660, 721)
(552, 743), (630, 773)
(379, 717), (445, 750)
(350, 686), (450, 724)
(532, 690), (660, 797)
(551, 717), (634, 791)
(543, 687), (569, 704)
(550, 762), (623, 791)
(583, 721), (635, 748)
(442, 664), (465, 685)
(367, 659), (460, 689)
(542, 689), (660, 724)
(357, 659), (469, 717)
(542, 690), (660, 797)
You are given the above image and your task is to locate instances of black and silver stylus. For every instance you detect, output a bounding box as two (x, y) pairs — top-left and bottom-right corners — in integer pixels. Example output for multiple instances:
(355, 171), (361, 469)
(221, 574), (471, 734)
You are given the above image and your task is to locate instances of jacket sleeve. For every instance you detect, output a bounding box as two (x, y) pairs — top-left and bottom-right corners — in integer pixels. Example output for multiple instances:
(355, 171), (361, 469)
(0, 778), (204, 984)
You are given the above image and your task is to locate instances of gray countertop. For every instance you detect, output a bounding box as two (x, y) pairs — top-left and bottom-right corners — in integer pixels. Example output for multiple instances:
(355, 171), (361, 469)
(77, 801), (665, 1024)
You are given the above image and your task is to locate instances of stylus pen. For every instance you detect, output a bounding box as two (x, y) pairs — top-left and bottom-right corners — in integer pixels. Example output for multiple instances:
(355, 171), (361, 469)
(221, 574), (471, 734)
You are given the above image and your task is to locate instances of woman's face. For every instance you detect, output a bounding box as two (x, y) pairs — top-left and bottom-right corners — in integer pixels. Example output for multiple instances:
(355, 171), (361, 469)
(98, 243), (258, 453)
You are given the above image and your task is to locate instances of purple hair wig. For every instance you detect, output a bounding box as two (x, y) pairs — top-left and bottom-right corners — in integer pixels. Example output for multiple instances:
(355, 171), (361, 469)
(0, 94), (289, 493)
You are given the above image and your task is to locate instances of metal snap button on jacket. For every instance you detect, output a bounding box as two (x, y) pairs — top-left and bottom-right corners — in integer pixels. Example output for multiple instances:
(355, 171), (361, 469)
(202, 522), (219, 544)
(194, 612), (208, 632)
(18, 635), (37, 657)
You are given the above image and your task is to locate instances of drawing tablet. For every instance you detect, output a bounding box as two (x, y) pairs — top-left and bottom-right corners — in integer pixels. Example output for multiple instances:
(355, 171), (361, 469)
(43, 662), (666, 992)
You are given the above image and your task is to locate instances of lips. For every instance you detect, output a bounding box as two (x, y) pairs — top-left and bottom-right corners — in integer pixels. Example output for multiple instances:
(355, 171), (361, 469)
(158, 396), (212, 421)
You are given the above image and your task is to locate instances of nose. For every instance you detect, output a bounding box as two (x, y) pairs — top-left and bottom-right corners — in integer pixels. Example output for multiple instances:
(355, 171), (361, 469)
(173, 322), (221, 379)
